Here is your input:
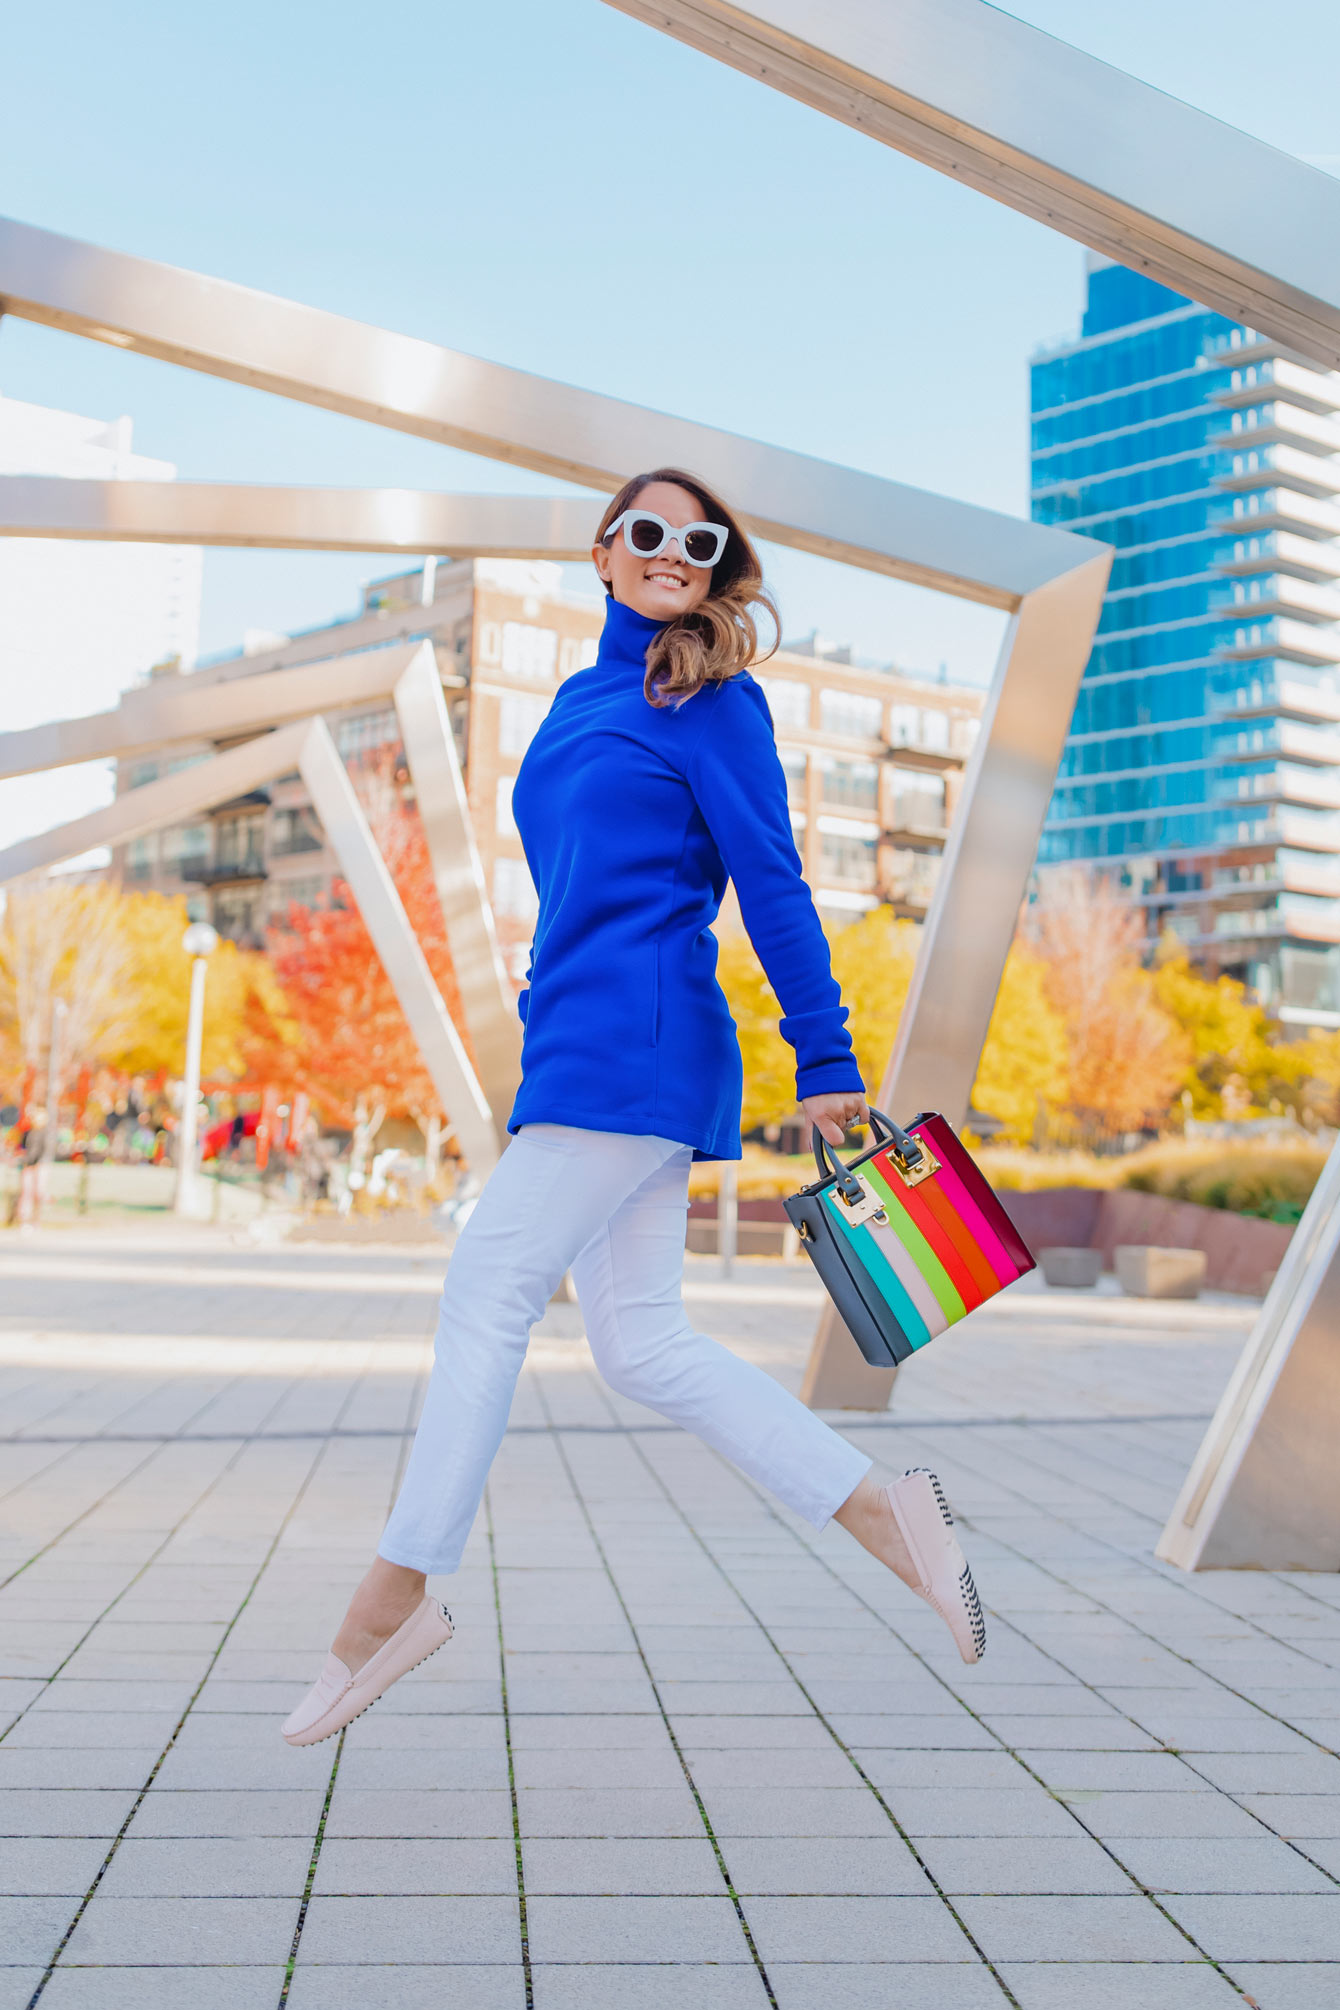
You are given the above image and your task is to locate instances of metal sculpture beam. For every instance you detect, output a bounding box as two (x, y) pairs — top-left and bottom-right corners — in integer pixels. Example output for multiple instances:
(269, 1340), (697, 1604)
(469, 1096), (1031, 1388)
(0, 215), (1093, 608)
(0, 641), (522, 1150)
(0, 713), (497, 1176)
(1157, 1145), (1340, 1571)
(0, 476), (596, 558)
(604, 0), (1340, 371)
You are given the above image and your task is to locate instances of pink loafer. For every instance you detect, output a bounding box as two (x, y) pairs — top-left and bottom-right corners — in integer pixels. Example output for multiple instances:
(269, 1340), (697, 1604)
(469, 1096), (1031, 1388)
(282, 1596), (454, 1746)
(886, 1468), (986, 1665)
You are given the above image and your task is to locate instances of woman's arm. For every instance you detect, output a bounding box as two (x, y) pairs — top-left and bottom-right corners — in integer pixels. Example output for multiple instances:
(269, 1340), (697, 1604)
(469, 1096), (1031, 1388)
(687, 678), (867, 1108)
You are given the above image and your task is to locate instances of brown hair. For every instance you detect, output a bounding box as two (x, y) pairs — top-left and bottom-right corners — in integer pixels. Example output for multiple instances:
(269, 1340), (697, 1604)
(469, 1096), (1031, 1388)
(595, 467), (779, 707)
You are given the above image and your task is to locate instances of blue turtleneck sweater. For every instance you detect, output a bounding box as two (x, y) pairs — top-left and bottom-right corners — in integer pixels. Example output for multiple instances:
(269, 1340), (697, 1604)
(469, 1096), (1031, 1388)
(506, 595), (864, 1159)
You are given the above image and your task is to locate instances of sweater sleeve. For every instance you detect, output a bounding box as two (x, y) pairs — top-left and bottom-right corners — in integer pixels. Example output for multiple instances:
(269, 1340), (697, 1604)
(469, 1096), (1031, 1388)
(687, 677), (865, 1100)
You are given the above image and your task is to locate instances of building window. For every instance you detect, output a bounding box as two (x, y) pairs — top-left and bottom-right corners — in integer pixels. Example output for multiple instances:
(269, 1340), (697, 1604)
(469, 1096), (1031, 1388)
(477, 621), (502, 665)
(818, 831), (877, 888)
(216, 813), (266, 873)
(758, 677), (810, 729)
(269, 877), (324, 919)
(498, 694), (550, 757)
(818, 755), (878, 811)
(889, 704), (951, 753)
(820, 689), (882, 739)
(271, 807), (322, 856)
(889, 765), (947, 833)
(129, 760), (159, 789)
(778, 748), (807, 806)
(161, 823), (209, 867)
(502, 622), (558, 681)
(493, 855), (538, 921)
(336, 708), (399, 758)
(496, 776), (517, 836)
(126, 834), (157, 880)
(558, 635), (601, 678)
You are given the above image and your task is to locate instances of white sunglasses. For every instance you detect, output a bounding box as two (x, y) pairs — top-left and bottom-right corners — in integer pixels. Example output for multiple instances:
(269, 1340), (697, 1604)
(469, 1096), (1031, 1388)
(602, 509), (729, 569)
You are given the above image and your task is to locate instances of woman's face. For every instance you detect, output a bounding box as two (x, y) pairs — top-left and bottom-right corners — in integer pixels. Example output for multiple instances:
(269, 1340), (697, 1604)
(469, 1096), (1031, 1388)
(593, 480), (718, 622)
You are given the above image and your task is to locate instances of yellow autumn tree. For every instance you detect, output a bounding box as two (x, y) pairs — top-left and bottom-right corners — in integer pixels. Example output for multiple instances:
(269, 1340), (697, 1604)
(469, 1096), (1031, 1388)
(712, 927), (796, 1133)
(109, 891), (283, 1079)
(971, 941), (1071, 1145)
(1151, 939), (1308, 1119)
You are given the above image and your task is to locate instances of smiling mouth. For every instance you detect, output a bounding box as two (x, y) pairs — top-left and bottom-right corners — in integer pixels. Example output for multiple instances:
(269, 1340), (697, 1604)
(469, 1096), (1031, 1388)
(646, 571), (688, 590)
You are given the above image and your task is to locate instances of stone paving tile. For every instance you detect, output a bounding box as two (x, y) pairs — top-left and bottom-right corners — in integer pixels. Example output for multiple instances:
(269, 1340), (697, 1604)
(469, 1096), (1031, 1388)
(40, 1972), (287, 2010)
(952, 1893), (1201, 1962)
(0, 1893), (78, 1963)
(124, 1788), (328, 1838)
(0, 1791), (134, 1837)
(917, 1836), (1137, 1895)
(296, 1893), (521, 1963)
(0, 1975), (43, 2010)
(1102, 1835), (1338, 1894)
(767, 1964), (1006, 2009)
(516, 1787), (703, 1838)
(95, 1835), (313, 1897)
(741, 1894), (975, 1962)
(996, 1962), (1242, 2008)
(62, 1893), (299, 1964)
(1236, 1794), (1340, 1838)
(719, 1836), (929, 1896)
(1161, 1891), (1340, 1960)
(321, 1789), (514, 1838)
(1076, 1791), (1270, 1839)
(525, 1893), (747, 1963)
(0, 1837), (108, 1894)
(697, 1787), (895, 1838)
(312, 1838), (518, 1895)
(285, 1969), (525, 2010)
(531, 1965), (770, 2009)
(1224, 1964), (1340, 2009)
(511, 1748), (687, 1790)
(520, 1837), (723, 1895)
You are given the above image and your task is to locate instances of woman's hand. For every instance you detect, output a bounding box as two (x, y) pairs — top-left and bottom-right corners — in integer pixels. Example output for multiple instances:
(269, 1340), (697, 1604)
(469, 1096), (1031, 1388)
(801, 1090), (870, 1149)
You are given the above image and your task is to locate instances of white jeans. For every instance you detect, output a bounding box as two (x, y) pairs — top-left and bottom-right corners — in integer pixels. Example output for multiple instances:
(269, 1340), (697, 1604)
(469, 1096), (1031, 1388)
(379, 1124), (871, 1573)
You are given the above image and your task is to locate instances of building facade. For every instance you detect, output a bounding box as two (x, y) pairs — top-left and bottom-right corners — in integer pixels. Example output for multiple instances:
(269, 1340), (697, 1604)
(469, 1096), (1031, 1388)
(0, 394), (202, 854)
(1032, 257), (1340, 1027)
(114, 561), (982, 971)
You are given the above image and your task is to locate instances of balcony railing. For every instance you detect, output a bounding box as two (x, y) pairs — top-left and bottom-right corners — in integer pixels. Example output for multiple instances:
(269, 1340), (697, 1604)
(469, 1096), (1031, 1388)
(181, 857), (269, 886)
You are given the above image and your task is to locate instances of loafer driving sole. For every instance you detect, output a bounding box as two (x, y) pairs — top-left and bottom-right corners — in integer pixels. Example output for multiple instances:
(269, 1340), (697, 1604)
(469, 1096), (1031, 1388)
(886, 1467), (987, 1665)
(281, 1596), (454, 1746)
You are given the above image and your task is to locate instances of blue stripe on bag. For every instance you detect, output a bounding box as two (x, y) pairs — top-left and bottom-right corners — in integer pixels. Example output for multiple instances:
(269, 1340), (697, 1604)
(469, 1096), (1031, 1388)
(824, 1190), (933, 1352)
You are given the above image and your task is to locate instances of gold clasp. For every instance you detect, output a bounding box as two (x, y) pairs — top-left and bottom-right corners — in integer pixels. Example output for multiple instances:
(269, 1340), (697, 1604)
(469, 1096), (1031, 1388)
(833, 1175), (889, 1226)
(888, 1145), (941, 1190)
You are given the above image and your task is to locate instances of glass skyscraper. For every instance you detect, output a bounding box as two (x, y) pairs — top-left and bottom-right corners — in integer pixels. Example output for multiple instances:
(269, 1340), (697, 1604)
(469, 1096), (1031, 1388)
(1031, 257), (1340, 1028)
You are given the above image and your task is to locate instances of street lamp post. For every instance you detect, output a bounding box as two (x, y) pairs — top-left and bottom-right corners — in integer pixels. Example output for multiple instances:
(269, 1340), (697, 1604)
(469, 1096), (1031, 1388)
(174, 921), (219, 1217)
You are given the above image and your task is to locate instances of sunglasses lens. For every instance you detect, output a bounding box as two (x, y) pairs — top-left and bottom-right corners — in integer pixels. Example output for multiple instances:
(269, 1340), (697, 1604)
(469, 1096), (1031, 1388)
(684, 527), (722, 564)
(627, 516), (664, 554)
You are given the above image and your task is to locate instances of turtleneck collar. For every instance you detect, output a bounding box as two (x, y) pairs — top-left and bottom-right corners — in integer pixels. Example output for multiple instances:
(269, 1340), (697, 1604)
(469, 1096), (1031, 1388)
(596, 594), (666, 671)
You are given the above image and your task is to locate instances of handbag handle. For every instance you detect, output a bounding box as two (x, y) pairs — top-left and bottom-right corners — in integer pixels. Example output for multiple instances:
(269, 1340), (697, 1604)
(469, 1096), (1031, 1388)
(810, 1106), (925, 1202)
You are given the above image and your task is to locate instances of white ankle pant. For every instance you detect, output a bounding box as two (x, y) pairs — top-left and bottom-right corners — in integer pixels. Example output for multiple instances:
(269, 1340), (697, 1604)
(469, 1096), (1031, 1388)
(378, 1124), (871, 1574)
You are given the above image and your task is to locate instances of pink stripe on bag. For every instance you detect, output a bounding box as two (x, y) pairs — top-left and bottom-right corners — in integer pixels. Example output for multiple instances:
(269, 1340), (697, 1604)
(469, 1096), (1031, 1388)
(919, 1149), (1017, 1286)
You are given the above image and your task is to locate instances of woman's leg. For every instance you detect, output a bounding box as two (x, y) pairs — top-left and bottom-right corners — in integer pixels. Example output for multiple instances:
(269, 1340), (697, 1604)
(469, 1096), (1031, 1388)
(570, 1148), (872, 1528)
(377, 1126), (685, 1576)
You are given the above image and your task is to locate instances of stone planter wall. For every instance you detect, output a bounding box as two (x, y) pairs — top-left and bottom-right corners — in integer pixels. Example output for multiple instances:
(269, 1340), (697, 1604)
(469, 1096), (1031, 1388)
(999, 1185), (1292, 1297)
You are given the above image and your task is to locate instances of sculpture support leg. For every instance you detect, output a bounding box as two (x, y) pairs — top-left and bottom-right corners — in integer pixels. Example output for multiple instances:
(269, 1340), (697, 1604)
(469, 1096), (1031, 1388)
(802, 553), (1113, 1409)
(1157, 1141), (1340, 1571)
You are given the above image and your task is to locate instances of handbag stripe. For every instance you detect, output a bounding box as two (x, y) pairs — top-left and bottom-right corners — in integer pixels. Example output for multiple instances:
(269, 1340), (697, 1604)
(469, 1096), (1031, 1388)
(917, 1117), (1036, 1279)
(861, 1163), (967, 1324)
(909, 1120), (1020, 1285)
(868, 1150), (986, 1311)
(916, 1180), (1002, 1302)
(864, 1213), (950, 1339)
(823, 1189), (933, 1350)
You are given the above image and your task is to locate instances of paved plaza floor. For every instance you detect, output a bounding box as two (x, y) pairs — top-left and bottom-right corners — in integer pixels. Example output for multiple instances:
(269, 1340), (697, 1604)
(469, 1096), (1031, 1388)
(1, 1219), (1337, 2008)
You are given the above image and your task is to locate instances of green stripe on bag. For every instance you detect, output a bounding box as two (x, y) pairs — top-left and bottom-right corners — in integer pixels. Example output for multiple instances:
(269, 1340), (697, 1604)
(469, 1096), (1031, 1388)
(864, 1164), (968, 1325)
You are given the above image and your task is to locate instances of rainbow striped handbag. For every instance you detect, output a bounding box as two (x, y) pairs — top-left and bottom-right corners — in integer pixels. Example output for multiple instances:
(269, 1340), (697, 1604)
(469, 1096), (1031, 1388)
(783, 1108), (1035, 1366)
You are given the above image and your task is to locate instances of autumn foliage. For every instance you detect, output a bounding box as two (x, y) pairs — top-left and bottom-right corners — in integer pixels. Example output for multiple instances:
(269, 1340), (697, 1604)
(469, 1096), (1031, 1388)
(241, 764), (470, 1130)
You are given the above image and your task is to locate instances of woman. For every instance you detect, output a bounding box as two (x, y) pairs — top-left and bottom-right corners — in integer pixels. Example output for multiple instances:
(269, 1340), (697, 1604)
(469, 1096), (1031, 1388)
(282, 469), (985, 1746)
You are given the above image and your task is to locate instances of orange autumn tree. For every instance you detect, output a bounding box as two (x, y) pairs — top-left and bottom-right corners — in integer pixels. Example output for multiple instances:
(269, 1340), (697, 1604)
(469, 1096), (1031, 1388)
(243, 754), (471, 1158)
(1030, 870), (1189, 1136)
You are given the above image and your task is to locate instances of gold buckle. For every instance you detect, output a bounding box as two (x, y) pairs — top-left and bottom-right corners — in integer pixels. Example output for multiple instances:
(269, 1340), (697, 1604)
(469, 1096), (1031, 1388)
(833, 1175), (888, 1226)
(888, 1145), (940, 1190)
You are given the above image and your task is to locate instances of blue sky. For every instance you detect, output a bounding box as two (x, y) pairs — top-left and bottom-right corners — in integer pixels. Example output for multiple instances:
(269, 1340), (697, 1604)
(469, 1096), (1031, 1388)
(2, 0), (1337, 686)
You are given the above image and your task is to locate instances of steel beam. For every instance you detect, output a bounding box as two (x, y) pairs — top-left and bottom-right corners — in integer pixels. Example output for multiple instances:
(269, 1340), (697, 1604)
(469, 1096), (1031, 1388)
(801, 548), (1114, 1408)
(391, 647), (523, 1131)
(297, 719), (498, 1174)
(603, 0), (1340, 371)
(0, 475), (596, 558)
(0, 640), (522, 1143)
(1156, 1142), (1340, 1571)
(0, 215), (1097, 609)
(0, 717), (499, 1175)
(0, 642), (428, 783)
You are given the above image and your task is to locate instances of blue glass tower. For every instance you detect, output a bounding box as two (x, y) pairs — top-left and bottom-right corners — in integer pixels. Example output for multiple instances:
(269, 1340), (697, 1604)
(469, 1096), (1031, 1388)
(1031, 257), (1340, 1027)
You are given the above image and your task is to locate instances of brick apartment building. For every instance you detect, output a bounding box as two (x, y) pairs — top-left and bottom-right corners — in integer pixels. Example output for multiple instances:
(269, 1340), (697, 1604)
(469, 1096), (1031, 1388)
(114, 559), (984, 974)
